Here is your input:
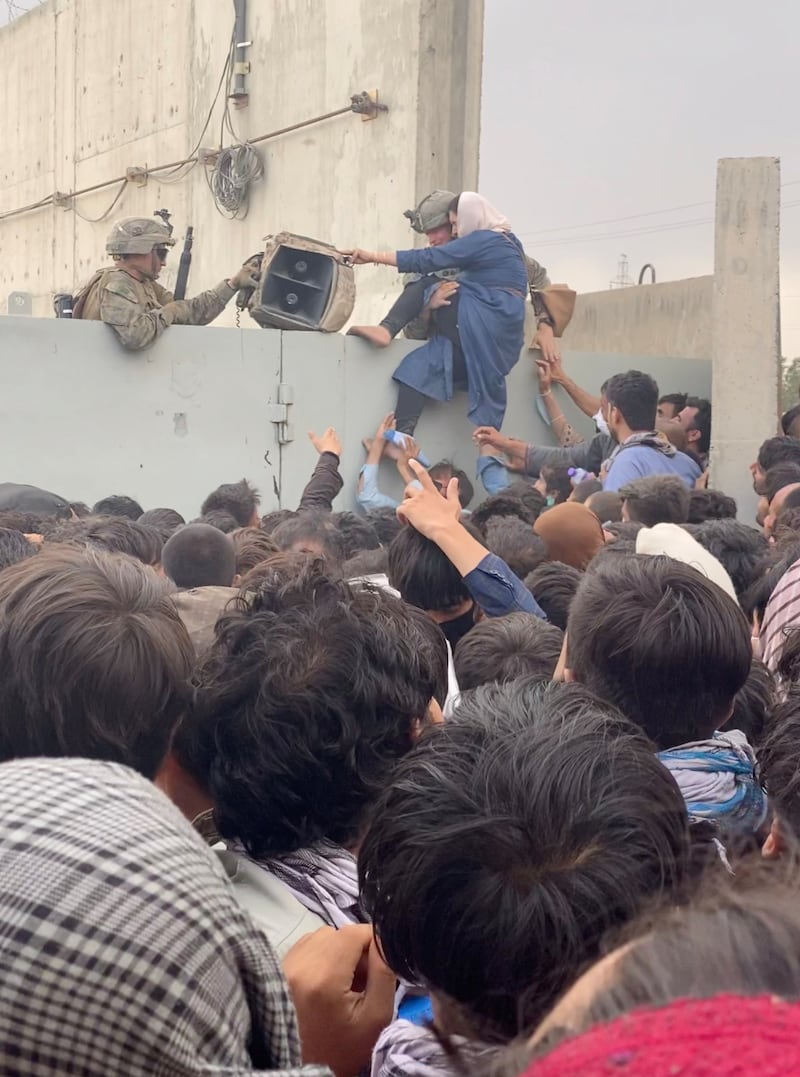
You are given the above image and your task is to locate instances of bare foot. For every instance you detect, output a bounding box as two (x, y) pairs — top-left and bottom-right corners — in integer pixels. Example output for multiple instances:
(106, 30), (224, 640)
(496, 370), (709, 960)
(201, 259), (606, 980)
(347, 325), (392, 347)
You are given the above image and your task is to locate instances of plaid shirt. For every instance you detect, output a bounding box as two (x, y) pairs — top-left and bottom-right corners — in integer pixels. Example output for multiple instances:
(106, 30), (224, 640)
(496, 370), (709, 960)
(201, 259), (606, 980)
(0, 756), (329, 1077)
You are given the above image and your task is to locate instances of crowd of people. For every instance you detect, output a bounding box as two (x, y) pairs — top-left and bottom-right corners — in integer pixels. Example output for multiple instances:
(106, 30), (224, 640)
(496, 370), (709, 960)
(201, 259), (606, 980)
(1, 338), (800, 1074)
(6, 190), (800, 1074)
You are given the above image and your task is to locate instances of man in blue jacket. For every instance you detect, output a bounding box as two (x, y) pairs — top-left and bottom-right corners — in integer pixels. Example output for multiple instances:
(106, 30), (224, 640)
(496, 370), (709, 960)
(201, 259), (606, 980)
(602, 370), (702, 491)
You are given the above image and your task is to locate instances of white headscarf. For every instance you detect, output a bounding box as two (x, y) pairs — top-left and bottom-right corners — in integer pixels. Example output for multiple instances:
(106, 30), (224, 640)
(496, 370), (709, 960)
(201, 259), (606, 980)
(456, 191), (511, 237)
(635, 523), (738, 604)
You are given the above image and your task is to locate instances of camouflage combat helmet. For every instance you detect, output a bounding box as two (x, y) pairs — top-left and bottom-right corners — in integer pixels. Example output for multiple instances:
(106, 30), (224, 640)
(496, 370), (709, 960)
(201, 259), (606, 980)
(105, 217), (177, 256)
(403, 189), (457, 234)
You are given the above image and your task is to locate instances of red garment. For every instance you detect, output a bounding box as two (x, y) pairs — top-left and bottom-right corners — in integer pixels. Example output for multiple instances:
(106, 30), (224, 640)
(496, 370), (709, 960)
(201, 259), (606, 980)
(527, 994), (800, 1076)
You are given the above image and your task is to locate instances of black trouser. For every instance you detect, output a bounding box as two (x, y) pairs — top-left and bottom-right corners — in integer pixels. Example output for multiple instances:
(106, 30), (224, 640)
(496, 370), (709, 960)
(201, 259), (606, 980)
(380, 277), (428, 339)
(394, 293), (467, 435)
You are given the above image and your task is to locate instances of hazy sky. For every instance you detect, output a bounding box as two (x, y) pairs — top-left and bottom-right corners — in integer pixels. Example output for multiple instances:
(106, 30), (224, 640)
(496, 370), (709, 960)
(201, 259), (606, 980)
(481, 0), (800, 355)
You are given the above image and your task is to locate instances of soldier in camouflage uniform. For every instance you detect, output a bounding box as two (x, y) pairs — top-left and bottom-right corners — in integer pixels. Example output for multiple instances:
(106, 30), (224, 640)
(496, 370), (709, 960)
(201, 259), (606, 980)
(72, 217), (260, 351)
(347, 189), (556, 354)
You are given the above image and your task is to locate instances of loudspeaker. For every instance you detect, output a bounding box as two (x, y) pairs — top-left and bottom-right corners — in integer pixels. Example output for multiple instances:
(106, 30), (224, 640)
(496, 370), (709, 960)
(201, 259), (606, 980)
(248, 232), (355, 332)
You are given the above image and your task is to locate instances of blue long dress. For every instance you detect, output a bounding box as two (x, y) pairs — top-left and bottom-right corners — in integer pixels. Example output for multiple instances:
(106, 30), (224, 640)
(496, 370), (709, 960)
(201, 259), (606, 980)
(393, 230), (527, 429)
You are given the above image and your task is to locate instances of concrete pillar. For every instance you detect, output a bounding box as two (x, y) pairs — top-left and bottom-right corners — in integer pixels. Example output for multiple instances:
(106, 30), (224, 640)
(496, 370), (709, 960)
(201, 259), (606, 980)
(710, 157), (781, 523)
(414, 0), (484, 198)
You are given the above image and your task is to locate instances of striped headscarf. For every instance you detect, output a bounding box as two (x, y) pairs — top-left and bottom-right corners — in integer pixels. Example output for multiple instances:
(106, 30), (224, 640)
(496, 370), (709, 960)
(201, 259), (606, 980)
(0, 756), (328, 1077)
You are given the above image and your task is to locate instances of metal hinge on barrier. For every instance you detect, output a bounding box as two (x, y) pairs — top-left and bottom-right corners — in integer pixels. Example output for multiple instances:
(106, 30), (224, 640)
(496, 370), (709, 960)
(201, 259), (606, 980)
(266, 383), (294, 444)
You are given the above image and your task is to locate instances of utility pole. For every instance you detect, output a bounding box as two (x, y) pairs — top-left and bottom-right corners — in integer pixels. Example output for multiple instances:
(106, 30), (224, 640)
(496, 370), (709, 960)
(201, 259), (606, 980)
(609, 253), (633, 289)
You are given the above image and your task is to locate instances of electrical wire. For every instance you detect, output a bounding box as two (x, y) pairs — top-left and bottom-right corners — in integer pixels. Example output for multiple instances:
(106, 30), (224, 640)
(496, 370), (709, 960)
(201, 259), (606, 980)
(70, 179), (128, 223)
(518, 198), (800, 250)
(158, 27), (236, 184)
(206, 142), (263, 218)
(519, 178), (800, 242)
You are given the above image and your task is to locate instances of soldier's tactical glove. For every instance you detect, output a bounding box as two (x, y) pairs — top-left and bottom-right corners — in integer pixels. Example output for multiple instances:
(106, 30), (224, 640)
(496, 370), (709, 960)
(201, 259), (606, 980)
(229, 260), (262, 291)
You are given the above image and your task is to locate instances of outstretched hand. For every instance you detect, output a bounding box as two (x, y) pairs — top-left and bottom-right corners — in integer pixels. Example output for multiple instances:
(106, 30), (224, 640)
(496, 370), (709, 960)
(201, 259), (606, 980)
(339, 248), (374, 266)
(532, 323), (560, 365)
(536, 359), (553, 393)
(283, 924), (396, 1077)
(397, 459), (461, 537)
(375, 412), (396, 440)
(308, 427), (343, 457)
(229, 259), (262, 290)
(473, 425), (504, 449)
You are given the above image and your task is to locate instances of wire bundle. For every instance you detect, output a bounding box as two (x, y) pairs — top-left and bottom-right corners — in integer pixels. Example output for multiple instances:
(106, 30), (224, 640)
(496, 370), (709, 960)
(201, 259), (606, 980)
(207, 142), (264, 219)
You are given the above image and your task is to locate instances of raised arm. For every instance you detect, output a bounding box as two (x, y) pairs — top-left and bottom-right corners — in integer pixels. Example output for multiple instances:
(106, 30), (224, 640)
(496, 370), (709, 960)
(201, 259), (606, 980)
(536, 359), (584, 447)
(397, 461), (546, 619)
(549, 355), (602, 419)
(342, 232), (487, 276)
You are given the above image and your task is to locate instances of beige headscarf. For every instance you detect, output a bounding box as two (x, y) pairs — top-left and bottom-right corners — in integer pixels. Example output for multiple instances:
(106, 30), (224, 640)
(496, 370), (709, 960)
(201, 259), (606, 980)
(456, 192), (511, 238)
(533, 503), (606, 571)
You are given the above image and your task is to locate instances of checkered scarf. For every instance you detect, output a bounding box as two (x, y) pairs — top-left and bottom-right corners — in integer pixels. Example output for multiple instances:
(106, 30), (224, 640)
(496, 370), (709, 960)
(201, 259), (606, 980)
(0, 756), (329, 1077)
(262, 840), (367, 928)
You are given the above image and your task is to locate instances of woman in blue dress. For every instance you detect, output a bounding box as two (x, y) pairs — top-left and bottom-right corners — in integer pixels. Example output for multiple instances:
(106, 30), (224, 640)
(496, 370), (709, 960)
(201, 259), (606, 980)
(343, 192), (527, 438)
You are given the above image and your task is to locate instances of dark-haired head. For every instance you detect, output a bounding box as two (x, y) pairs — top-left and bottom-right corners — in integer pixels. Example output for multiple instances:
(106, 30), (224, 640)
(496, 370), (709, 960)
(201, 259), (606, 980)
(46, 516), (163, 566)
(760, 691), (800, 843)
(688, 488), (737, 523)
(524, 561), (580, 630)
(0, 511), (46, 535)
(570, 479), (603, 504)
(679, 396), (712, 456)
(620, 475), (690, 527)
(162, 524), (236, 589)
(753, 437), (800, 495)
(764, 463), (800, 505)
(536, 466), (573, 506)
(359, 680), (690, 1041)
(91, 494), (144, 520)
(230, 527), (278, 579)
(504, 481), (547, 521)
(138, 507), (186, 542)
(388, 525), (471, 614)
(528, 859), (800, 1063)
(200, 479), (260, 528)
(0, 545), (193, 777)
(365, 507), (404, 546)
(454, 612), (562, 691)
(723, 658), (774, 747)
(195, 509), (240, 534)
(585, 490), (623, 524)
(342, 546), (389, 580)
(605, 370), (659, 436)
(272, 511), (344, 564)
(331, 511), (380, 560)
(782, 404), (800, 439)
(567, 554), (752, 748)
(190, 578), (448, 857)
(0, 528), (37, 573)
(657, 393), (688, 420)
(259, 509), (297, 535)
(692, 519), (768, 600)
(429, 462), (474, 509)
(470, 491), (543, 537)
(485, 517), (548, 579)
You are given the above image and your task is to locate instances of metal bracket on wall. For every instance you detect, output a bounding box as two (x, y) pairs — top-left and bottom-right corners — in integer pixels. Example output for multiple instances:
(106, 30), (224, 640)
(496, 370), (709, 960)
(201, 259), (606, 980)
(126, 167), (148, 187)
(350, 90), (388, 122)
(266, 383), (295, 444)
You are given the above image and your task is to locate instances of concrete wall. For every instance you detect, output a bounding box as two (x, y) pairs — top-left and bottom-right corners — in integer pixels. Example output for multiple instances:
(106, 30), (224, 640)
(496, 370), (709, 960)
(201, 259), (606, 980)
(0, 0), (483, 325)
(564, 277), (713, 358)
(0, 316), (711, 518)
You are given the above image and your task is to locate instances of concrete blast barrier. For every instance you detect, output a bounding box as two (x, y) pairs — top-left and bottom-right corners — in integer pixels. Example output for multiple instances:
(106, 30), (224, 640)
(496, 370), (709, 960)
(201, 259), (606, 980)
(0, 316), (710, 518)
